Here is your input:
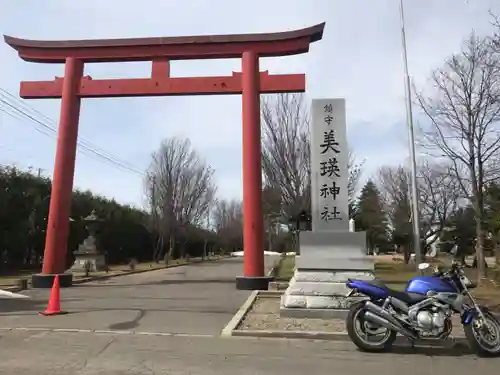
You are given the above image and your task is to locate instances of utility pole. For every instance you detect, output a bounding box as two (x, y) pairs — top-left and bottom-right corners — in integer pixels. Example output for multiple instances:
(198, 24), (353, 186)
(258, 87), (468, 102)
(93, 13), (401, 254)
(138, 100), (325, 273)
(203, 210), (211, 260)
(399, 0), (422, 268)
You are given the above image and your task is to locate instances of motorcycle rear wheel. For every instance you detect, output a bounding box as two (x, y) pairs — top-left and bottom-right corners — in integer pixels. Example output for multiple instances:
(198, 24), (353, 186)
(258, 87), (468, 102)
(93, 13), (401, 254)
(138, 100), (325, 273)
(464, 311), (500, 357)
(346, 302), (397, 352)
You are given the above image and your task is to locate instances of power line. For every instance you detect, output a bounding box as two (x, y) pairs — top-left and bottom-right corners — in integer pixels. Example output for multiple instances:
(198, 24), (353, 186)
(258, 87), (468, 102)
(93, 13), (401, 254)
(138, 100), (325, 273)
(0, 88), (139, 166)
(0, 88), (145, 177)
(0, 90), (144, 175)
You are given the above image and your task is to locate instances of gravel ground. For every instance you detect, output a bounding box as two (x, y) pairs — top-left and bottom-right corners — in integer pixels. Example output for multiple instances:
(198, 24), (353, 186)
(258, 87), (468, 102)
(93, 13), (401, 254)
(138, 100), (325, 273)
(238, 295), (466, 337)
(238, 296), (347, 332)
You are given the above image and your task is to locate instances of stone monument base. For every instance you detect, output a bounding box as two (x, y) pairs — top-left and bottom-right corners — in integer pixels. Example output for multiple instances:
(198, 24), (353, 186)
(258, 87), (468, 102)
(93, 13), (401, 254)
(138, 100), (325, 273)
(280, 231), (374, 319)
(280, 269), (373, 318)
(71, 251), (107, 272)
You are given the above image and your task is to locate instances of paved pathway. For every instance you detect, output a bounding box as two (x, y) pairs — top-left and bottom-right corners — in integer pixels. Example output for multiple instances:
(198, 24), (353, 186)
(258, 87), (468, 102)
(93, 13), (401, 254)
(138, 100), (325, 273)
(0, 257), (276, 335)
(0, 256), (498, 374)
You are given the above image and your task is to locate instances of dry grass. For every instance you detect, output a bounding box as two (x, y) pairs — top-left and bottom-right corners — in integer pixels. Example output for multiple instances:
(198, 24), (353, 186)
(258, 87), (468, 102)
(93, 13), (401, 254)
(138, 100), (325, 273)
(275, 256), (296, 281)
(375, 259), (500, 312)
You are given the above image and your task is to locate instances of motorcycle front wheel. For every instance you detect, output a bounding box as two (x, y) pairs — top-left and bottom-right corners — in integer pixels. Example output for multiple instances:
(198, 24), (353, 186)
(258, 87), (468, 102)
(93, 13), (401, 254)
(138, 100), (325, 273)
(346, 302), (397, 353)
(463, 310), (500, 357)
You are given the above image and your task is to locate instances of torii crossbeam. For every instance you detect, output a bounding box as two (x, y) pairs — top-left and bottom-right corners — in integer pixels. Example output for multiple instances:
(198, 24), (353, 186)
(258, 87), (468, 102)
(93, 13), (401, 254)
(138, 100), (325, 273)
(4, 23), (325, 290)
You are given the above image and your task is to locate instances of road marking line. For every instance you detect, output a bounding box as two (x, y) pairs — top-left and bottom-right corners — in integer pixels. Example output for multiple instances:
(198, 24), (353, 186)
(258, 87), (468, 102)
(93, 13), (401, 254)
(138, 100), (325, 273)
(52, 328), (93, 333)
(5, 327), (216, 338)
(134, 331), (173, 336)
(14, 327), (48, 331)
(174, 333), (213, 338)
(93, 330), (133, 335)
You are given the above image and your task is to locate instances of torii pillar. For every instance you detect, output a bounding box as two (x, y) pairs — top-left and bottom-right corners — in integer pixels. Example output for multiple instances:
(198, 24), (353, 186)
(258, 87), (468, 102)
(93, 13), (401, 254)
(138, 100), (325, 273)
(4, 23), (325, 290)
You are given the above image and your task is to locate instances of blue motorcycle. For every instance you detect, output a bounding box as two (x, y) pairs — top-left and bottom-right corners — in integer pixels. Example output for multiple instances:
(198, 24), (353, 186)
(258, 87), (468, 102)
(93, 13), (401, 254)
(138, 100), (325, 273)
(345, 261), (500, 356)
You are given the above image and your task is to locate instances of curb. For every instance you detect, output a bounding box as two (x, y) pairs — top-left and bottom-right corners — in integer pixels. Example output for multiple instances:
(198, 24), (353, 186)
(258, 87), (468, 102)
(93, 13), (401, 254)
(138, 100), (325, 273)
(221, 290), (259, 337)
(257, 290), (283, 298)
(2, 256), (229, 292)
(222, 290), (472, 349)
(230, 327), (469, 347)
(220, 265), (279, 337)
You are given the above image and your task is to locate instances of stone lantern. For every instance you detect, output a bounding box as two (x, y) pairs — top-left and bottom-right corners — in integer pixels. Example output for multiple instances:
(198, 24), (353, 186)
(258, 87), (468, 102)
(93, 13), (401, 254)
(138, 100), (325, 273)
(71, 210), (107, 272)
(290, 210), (312, 232)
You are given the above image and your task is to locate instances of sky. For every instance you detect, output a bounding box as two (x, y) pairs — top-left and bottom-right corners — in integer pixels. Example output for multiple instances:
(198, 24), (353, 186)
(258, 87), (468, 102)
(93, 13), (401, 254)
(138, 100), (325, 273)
(0, 0), (499, 208)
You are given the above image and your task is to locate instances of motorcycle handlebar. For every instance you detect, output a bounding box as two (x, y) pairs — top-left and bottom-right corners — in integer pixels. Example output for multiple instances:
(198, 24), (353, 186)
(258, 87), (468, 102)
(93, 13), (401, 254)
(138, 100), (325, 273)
(432, 261), (463, 277)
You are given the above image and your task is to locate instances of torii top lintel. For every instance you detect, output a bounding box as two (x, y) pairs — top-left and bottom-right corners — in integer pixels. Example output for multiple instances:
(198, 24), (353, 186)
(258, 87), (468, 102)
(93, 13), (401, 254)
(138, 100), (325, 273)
(3, 23), (325, 63)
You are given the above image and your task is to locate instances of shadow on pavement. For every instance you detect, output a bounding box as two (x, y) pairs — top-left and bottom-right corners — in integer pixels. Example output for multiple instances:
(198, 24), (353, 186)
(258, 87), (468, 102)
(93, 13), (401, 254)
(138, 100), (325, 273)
(108, 309), (146, 330)
(143, 278), (237, 286)
(67, 306), (237, 315)
(386, 342), (474, 357)
(0, 298), (47, 315)
(80, 278), (238, 288)
(65, 294), (208, 301)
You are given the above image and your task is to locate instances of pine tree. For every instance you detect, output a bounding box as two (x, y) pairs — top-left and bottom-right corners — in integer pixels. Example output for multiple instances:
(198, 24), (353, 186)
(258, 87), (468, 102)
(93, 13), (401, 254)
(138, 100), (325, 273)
(355, 180), (389, 253)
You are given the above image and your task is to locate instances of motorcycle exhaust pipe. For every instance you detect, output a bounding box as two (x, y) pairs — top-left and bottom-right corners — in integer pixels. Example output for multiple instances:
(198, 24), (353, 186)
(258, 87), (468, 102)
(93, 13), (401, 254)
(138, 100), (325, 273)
(364, 301), (418, 340)
(389, 297), (409, 314)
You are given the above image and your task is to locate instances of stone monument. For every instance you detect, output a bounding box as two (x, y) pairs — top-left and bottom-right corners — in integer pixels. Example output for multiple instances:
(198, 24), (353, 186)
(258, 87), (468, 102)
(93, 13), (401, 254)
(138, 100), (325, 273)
(71, 210), (107, 272)
(281, 98), (374, 318)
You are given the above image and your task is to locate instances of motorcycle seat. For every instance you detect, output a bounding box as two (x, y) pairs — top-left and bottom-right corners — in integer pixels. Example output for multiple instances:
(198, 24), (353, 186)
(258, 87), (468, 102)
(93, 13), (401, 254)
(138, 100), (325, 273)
(361, 279), (427, 305)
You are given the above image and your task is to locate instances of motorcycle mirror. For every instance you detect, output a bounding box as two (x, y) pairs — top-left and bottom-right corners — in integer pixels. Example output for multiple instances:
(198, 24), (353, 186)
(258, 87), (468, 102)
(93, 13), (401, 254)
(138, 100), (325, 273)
(418, 262), (430, 271)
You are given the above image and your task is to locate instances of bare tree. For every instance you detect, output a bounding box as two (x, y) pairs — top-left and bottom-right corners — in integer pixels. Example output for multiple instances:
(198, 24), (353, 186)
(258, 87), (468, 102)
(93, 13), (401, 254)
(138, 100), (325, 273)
(377, 162), (460, 261)
(491, 11), (500, 54)
(348, 151), (364, 205)
(261, 93), (364, 220)
(144, 174), (164, 262)
(418, 162), (461, 238)
(145, 137), (217, 262)
(212, 199), (243, 253)
(261, 93), (311, 218)
(415, 33), (500, 281)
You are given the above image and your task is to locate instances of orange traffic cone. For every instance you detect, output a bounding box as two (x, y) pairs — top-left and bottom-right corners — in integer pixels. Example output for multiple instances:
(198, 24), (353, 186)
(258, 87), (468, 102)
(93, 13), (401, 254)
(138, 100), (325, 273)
(39, 275), (67, 316)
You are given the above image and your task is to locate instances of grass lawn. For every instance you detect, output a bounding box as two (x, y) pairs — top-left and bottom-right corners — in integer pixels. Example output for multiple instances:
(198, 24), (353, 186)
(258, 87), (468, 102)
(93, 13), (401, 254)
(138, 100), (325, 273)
(275, 256), (296, 281)
(376, 259), (500, 311)
(274, 255), (500, 311)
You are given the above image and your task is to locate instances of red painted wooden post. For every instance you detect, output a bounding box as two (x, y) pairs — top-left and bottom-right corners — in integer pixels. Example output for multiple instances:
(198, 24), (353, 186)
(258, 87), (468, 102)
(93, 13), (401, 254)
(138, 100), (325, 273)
(4, 23), (324, 289)
(241, 51), (264, 280)
(42, 57), (83, 281)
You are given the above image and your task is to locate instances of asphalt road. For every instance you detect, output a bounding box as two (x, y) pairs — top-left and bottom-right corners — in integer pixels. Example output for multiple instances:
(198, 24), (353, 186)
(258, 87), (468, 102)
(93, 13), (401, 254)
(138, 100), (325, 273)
(0, 329), (498, 375)
(0, 257), (269, 335)
(0, 256), (498, 374)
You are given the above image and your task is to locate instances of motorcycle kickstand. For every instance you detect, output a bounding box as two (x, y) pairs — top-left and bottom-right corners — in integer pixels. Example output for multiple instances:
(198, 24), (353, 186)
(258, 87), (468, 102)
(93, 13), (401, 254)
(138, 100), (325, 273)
(409, 339), (416, 351)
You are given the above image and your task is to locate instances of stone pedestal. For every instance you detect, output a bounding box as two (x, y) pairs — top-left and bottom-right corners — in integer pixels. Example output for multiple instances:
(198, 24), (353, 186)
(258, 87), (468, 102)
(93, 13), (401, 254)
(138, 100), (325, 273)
(280, 231), (374, 318)
(71, 251), (106, 272)
(70, 236), (107, 272)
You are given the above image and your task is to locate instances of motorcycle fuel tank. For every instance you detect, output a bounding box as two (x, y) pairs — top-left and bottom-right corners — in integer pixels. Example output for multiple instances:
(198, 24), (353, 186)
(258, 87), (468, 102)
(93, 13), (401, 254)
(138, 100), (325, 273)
(405, 276), (456, 295)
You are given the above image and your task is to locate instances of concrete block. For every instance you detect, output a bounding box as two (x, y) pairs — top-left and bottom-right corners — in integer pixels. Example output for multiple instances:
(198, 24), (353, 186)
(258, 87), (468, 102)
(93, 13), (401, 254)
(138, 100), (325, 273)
(287, 281), (350, 296)
(293, 270), (373, 283)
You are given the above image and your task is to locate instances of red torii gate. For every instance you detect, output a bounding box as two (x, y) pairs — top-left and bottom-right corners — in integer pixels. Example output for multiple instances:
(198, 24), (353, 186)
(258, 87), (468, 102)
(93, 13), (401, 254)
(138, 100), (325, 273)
(4, 23), (324, 290)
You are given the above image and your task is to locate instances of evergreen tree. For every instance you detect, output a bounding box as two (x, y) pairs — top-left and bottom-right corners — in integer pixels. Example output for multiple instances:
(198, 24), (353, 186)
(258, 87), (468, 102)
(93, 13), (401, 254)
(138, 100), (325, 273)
(0, 165), (223, 272)
(355, 180), (389, 253)
(440, 206), (476, 263)
(391, 198), (412, 261)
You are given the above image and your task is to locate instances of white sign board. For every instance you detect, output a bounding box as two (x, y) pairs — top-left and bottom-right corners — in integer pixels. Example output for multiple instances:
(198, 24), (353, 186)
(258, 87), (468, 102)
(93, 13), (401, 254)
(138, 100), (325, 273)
(310, 98), (349, 232)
